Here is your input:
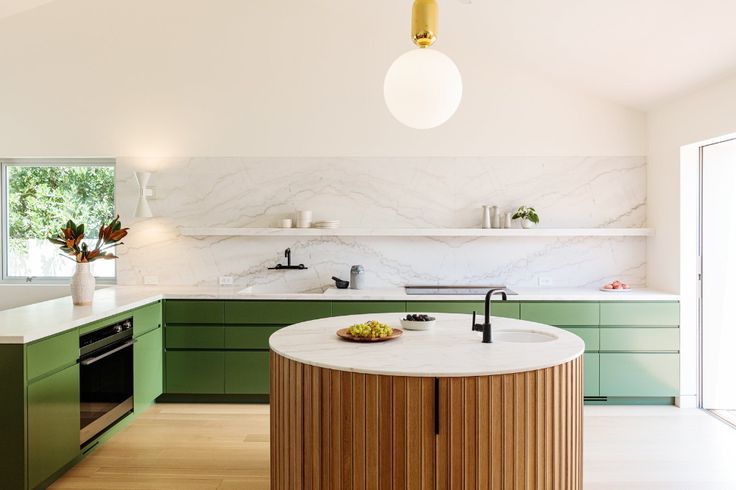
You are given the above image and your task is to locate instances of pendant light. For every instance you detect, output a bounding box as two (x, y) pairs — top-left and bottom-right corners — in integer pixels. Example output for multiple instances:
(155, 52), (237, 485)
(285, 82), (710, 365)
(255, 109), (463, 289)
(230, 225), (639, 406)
(384, 0), (463, 129)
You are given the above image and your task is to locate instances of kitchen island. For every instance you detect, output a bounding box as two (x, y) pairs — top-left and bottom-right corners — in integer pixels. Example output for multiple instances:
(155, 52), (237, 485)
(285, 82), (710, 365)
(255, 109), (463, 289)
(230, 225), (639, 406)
(269, 313), (585, 489)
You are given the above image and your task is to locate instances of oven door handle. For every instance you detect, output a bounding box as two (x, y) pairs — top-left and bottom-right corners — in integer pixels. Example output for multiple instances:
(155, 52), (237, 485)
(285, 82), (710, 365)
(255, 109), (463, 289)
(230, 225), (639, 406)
(80, 339), (135, 366)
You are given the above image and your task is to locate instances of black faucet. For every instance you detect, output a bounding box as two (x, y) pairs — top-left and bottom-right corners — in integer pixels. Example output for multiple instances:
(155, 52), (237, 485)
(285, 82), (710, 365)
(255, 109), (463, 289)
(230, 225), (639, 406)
(268, 248), (308, 270)
(285, 248), (292, 267)
(472, 288), (508, 343)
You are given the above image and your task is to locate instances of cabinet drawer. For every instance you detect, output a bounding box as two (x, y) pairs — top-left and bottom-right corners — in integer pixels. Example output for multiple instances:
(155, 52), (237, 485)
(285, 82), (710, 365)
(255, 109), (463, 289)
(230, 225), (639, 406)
(584, 353), (600, 397)
(225, 351), (270, 394)
(26, 329), (78, 382)
(225, 325), (283, 349)
(166, 326), (224, 349)
(165, 300), (224, 324)
(560, 327), (599, 351)
(600, 328), (679, 351)
(410, 301), (520, 319)
(134, 301), (162, 337)
(332, 301), (406, 316)
(165, 351), (224, 394)
(225, 301), (331, 324)
(599, 353), (679, 396)
(521, 302), (599, 326)
(600, 302), (679, 326)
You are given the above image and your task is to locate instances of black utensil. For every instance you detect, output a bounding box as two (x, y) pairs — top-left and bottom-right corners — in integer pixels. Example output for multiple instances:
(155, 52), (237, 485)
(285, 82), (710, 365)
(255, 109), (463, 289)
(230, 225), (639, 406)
(332, 276), (349, 289)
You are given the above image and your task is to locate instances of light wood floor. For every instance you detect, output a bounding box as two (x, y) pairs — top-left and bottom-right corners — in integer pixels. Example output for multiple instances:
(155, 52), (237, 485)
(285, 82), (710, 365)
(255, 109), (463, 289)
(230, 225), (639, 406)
(52, 404), (736, 489)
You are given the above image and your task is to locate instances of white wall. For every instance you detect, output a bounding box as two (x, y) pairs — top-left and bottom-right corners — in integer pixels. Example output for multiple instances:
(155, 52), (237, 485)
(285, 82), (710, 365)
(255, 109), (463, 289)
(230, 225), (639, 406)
(0, 0), (645, 157)
(0, 284), (70, 310)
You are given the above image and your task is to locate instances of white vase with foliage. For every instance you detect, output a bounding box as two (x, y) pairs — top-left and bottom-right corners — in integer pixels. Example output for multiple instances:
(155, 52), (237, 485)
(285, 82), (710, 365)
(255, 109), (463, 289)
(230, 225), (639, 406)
(512, 206), (540, 229)
(48, 216), (129, 306)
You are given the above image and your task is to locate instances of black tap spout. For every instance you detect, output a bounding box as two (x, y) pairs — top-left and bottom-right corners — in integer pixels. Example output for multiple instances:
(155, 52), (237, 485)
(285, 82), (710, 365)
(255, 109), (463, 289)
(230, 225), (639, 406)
(472, 288), (508, 343)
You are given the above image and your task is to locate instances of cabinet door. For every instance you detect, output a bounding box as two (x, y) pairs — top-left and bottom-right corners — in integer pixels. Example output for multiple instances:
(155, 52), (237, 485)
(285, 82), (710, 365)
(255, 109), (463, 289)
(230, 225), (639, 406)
(165, 300), (224, 324)
(166, 325), (225, 349)
(599, 302), (679, 326)
(599, 328), (679, 352)
(134, 327), (163, 412)
(410, 301), (520, 319)
(27, 364), (80, 489)
(225, 301), (332, 324)
(225, 325), (283, 349)
(26, 329), (78, 382)
(600, 353), (679, 396)
(584, 353), (600, 397)
(559, 327), (600, 352)
(134, 301), (162, 338)
(225, 352), (270, 394)
(521, 302), (599, 326)
(165, 351), (224, 394)
(332, 301), (406, 316)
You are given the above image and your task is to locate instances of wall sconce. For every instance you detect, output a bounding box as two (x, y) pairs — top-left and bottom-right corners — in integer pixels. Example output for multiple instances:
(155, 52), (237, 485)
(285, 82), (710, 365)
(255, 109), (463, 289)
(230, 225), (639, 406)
(134, 172), (154, 218)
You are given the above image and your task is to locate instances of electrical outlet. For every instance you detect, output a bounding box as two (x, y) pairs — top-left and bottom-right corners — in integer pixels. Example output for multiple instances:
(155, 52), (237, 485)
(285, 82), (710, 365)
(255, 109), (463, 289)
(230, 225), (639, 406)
(538, 276), (552, 287)
(219, 276), (234, 286)
(143, 275), (159, 285)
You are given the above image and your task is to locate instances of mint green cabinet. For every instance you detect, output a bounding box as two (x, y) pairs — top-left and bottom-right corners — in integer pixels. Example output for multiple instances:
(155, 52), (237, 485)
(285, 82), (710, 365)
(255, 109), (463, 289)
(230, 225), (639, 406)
(134, 301), (162, 338)
(584, 353), (600, 397)
(521, 302), (599, 326)
(599, 353), (679, 396)
(26, 329), (78, 382)
(225, 352), (270, 394)
(332, 301), (406, 316)
(166, 325), (225, 349)
(559, 327), (599, 351)
(27, 363), (80, 489)
(224, 300), (331, 324)
(600, 302), (679, 326)
(599, 328), (679, 352)
(134, 327), (163, 412)
(166, 351), (225, 394)
(409, 301), (521, 319)
(225, 325), (283, 349)
(165, 300), (224, 324)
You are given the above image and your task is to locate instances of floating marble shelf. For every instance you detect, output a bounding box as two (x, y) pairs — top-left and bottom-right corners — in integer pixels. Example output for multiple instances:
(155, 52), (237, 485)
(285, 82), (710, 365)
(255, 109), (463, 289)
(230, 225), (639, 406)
(179, 227), (655, 237)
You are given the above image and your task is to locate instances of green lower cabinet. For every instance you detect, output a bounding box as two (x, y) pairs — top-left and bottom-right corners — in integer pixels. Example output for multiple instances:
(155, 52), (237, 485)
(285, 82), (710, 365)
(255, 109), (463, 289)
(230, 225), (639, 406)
(166, 351), (225, 394)
(166, 325), (225, 349)
(599, 353), (679, 397)
(26, 329), (78, 382)
(583, 353), (600, 397)
(27, 364), (80, 489)
(224, 351), (270, 394)
(600, 302), (679, 326)
(134, 327), (163, 412)
(165, 300), (224, 324)
(410, 301), (520, 319)
(559, 327), (599, 351)
(599, 328), (679, 352)
(332, 301), (406, 316)
(134, 301), (162, 338)
(521, 302), (599, 326)
(224, 301), (331, 324)
(225, 325), (283, 349)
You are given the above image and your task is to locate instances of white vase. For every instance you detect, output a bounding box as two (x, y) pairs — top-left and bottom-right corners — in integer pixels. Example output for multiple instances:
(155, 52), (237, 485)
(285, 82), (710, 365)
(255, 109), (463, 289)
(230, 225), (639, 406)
(521, 219), (536, 229)
(70, 262), (96, 306)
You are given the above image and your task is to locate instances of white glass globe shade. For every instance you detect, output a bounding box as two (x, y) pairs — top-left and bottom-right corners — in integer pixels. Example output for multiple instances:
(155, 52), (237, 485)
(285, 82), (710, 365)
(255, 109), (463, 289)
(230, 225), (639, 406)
(384, 48), (463, 129)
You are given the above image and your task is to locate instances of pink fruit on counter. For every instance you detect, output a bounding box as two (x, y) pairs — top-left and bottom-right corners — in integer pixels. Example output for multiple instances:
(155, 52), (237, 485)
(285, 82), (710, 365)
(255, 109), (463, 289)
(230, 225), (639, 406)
(604, 284), (613, 289)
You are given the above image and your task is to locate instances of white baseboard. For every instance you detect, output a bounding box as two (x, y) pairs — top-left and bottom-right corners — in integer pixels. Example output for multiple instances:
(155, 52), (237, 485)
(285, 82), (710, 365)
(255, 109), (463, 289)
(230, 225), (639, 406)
(675, 395), (698, 408)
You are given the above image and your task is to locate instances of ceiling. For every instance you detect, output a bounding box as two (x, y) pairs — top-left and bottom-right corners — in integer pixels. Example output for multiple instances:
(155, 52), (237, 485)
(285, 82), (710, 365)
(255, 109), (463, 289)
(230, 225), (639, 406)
(2, 0), (736, 110)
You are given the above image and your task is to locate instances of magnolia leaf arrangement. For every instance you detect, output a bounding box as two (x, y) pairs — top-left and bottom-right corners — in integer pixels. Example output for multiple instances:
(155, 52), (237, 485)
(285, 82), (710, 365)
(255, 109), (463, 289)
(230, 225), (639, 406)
(48, 215), (129, 263)
(512, 206), (540, 225)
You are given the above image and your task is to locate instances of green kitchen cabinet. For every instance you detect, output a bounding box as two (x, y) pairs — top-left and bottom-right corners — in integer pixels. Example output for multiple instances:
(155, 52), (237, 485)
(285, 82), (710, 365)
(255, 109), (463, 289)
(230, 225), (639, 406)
(331, 301), (406, 316)
(224, 300), (332, 325)
(166, 351), (225, 394)
(225, 325), (283, 349)
(134, 327), (163, 412)
(584, 353), (600, 397)
(26, 329), (78, 382)
(134, 301), (162, 338)
(27, 363), (80, 489)
(166, 325), (225, 349)
(599, 302), (679, 326)
(165, 300), (224, 324)
(599, 353), (679, 396)
(225, 351), (270, 394)
(559, 327), (600, 352)
(409, 301), (521, 319)
(521, 302), (599, 326)
(599, 328), (679, 352)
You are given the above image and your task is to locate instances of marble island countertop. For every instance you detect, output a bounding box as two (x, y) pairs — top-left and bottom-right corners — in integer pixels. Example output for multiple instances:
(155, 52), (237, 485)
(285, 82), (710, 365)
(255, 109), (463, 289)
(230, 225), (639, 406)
(269, 313), (586, 377)
(0, 285), (679, 344)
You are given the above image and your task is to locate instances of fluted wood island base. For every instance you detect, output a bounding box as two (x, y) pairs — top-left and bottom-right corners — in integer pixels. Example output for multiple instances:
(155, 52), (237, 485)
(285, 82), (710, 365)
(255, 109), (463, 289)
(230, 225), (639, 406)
(269, 313), (584, 489)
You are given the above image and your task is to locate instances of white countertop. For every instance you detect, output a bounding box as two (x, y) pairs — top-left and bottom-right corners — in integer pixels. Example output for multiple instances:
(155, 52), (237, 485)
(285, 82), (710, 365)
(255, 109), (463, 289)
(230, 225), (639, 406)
(0, 285), (679, 344)
(269, 313), (585, 377)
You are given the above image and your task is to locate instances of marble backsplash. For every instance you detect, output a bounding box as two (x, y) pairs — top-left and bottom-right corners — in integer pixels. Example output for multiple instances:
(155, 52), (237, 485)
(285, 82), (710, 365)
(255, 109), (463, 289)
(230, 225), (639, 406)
(115, 156), (647, 291)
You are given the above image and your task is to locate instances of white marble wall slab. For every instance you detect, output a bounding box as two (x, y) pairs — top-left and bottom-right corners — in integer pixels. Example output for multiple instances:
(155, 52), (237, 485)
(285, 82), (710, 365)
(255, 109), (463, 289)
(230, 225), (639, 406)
(115, 156), (647, 290)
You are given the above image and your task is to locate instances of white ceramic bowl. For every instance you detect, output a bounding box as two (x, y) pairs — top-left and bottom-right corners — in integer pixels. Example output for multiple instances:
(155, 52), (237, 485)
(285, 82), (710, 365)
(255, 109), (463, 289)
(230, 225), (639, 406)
(400, 318), (436, 331)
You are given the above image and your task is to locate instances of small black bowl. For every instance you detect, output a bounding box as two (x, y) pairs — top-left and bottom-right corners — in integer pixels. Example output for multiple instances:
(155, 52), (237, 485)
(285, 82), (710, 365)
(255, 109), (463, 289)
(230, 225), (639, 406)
(332, 276), (350, 289)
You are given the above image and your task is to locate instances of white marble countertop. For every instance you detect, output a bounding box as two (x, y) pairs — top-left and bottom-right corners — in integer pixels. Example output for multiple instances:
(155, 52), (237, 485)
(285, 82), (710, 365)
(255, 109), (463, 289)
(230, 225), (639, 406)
(0, 285), (679, 344)
(269, 313), (585, 377)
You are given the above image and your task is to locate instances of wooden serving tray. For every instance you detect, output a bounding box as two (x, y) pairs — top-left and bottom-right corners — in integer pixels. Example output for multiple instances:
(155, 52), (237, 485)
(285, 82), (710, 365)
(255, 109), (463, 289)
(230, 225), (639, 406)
(336, 328), (403, 343)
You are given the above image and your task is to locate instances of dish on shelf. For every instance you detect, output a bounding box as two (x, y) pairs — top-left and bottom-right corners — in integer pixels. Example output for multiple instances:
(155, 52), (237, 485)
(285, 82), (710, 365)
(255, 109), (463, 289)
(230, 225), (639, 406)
(337, 328), (403, 342)
(599, 287), (632, 293)
(313, 220), (340, 229)
(601, 280), (631, 292)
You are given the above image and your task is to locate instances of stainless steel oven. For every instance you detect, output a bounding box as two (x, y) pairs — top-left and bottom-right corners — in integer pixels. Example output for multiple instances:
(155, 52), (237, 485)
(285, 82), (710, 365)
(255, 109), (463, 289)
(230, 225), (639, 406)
(79, 318), (134, 447)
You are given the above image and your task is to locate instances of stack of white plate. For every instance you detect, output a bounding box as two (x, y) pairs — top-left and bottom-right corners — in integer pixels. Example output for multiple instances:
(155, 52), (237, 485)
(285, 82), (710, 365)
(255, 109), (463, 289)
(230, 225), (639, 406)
(313, 220), (340, 229)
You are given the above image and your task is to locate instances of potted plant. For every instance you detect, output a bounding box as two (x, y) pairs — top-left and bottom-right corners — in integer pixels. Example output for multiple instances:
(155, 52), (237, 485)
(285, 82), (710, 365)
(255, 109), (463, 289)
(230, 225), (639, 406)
(512, 206), (540, 229)
(48, 215), (128, 305)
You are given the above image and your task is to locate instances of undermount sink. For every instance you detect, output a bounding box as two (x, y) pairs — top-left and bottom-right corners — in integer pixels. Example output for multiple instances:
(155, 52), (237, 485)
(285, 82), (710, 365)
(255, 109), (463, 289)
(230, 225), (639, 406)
(494, 330), (557, 343)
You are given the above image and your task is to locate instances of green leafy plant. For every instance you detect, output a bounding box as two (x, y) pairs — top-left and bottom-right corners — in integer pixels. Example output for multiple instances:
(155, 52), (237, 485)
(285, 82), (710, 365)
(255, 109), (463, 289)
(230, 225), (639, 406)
(48, 215), (129, 263)
(512, 206), (540, 224)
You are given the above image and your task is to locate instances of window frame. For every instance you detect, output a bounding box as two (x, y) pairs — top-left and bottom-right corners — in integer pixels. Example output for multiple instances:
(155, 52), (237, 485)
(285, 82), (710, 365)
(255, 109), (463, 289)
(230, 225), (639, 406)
(0, 158), (117, 284)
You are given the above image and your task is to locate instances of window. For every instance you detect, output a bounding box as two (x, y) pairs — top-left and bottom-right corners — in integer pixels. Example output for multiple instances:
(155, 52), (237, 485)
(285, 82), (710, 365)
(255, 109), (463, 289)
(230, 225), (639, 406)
(1, 159), (116, 281)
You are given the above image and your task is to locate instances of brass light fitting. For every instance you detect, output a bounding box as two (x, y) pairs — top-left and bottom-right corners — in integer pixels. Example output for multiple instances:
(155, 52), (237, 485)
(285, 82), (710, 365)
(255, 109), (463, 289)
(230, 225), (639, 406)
(411, 0), (438, 48)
